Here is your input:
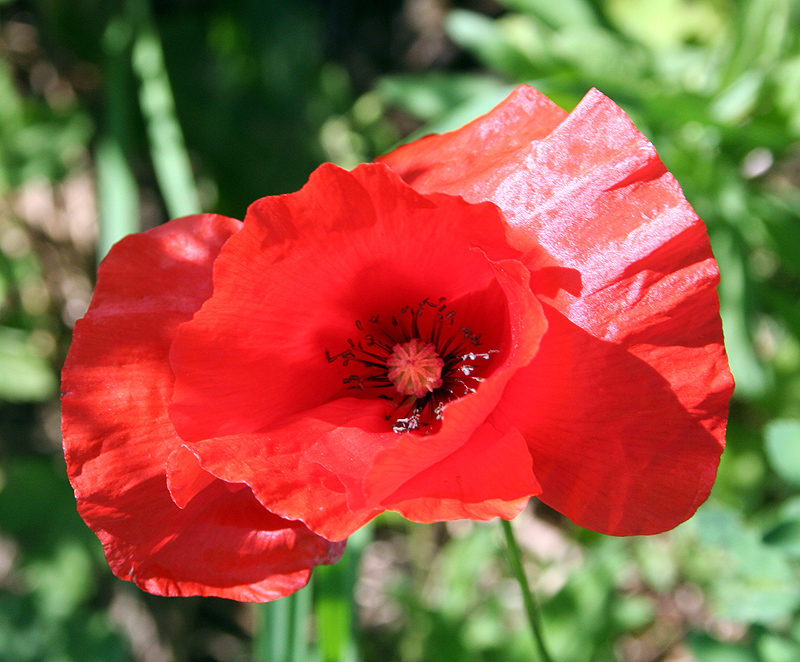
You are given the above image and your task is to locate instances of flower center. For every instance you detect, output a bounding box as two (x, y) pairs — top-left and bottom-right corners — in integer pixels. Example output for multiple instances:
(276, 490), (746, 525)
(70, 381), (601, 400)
(326, 297), (497, 434)
(387, 339), (444, 398)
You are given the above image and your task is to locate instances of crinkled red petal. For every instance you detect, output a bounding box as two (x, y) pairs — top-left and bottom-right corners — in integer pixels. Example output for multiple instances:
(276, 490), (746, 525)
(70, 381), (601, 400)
(61, 215), (343, 601)
(386, 425), (539, 523)
(380, 86), (733, 535)
(357, 258), (544, 514)
(376, 85), (567, 199)
(166, 399), (387, 542)
(168, 163), (521, 441)
(490, 303), (729, 535)
(167, 165), (546, 540)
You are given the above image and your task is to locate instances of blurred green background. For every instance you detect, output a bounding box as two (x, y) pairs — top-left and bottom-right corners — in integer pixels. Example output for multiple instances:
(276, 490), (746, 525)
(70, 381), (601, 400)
(2, 0), (800, 660)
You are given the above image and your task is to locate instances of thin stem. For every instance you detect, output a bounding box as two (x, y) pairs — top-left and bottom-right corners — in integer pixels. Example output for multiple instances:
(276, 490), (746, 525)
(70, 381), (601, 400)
(253, 594), (290, 662)
(500, 518), (555, 662)
(253, 581), (312, 662)
(291, 576), (314, 662)
(97, 14), (140, 259)
(315, 523), (372, 662)
(128, 0), (201, 218)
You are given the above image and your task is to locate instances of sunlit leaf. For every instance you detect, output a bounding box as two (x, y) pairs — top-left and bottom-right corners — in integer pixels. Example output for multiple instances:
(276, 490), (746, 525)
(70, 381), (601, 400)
(688, 632), (758, 662)
(758, 633), (800, 662)
(688, 505), (800, 623)
(764, 419), (800, 485)
(500, 0), (598, 29)
(0, 327), (56, 402)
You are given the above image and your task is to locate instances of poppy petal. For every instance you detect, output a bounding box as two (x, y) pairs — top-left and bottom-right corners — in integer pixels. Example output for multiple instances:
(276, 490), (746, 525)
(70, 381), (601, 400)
(167, 399), (387, 542)
(166, 165), (547, 540)
(381, 87), (705, 288)
(385, 425), (540, 523)
(61, 214), (343, 600)
(168, 163), (521, 442)
(380, 86), (733, 534)
(376, 85), (567, 198)
(356, 257), (545, 511)
(491, 306), (728, 535)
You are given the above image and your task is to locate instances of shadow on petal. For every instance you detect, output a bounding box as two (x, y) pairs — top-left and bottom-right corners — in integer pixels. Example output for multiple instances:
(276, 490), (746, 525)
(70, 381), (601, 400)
(492, 306), (729, 536)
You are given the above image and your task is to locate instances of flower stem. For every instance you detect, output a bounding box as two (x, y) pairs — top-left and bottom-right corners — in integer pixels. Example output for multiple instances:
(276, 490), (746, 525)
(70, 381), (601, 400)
(253, 579), (313, 662)
(315, 524), (371, 662)
(500, 518), (555, 662)
(97, 10), (140, 259)
(129, 0), (201, 218)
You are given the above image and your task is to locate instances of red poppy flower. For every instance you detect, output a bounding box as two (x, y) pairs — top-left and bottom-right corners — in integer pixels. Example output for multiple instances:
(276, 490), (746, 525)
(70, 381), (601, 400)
(62, 86), (732, 600)
(61, 215), (345, 601)
(377, 86), (733, 534)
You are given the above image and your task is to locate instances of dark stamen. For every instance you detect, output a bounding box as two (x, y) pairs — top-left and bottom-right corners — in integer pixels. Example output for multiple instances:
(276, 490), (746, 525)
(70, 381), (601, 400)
(326, 297), (496, 434)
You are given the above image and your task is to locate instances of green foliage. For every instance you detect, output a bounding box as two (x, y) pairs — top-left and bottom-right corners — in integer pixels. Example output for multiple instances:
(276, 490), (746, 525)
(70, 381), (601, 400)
(765, 420), (800, 485)
(0, 326), (55, 402)
(0, 60), (91, 194)
(0, 457), (128, 662)
(0, 217), (60, 403)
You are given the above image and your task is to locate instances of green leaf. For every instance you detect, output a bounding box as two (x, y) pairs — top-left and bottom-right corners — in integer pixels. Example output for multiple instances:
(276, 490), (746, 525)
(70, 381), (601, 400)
(764, 419), (800, 485)
(758, 633), (800, 662)
(720, 0), (793, 88)
(131, 1), (201, 218)
(774, 55), (800, 136)
(611, 595), (655, 631)
(97, 12), (140, 258)
(0, 327), (56, 402)
(688, 632), (758, 662)
(499, 0), (598, 29)
(445, 10), (539, 80)
(606, 0), (726, 51)
(764, 520), (800, 558)
(25, 542), (94, 619)
(688, 505), (800, 623)
(711, 70), (765, 125)
(713, 230), (770, 397)
(376, 73), (510, 124)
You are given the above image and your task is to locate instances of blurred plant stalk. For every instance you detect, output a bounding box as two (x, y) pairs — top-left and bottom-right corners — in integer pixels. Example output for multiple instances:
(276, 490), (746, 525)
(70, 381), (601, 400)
(97, 0), (200, 259)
